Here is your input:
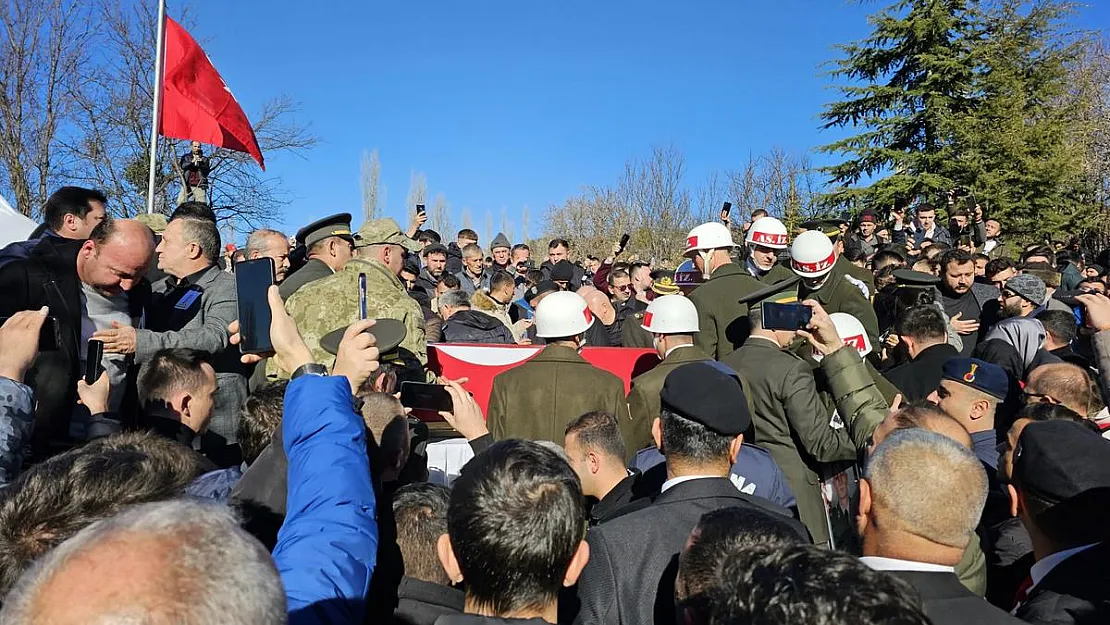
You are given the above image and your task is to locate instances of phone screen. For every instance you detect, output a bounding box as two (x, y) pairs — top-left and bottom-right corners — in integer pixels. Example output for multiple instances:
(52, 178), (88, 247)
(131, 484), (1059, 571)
(416, 203), (426, 215)
(761, 302), (812, 331)
(722, 201), (732, 217)
(400, 382), (454, 415)
(1, 316), (59, 351)
(234, 258), (275, 354)
(619, 233), (630, 250)
(85, 339), (104, 385)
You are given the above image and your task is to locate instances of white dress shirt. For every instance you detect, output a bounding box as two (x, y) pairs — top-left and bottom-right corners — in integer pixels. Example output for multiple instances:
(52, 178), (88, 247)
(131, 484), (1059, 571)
(1029, 543), (1101, 588)
(859, 556), (955, 574)
(660, 475), (719, 493)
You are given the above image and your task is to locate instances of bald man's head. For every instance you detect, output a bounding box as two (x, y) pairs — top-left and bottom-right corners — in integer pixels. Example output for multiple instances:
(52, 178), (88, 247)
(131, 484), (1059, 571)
(869, 402), (971, 456)
(1026, 363), (1094, 417)
(78, 219), (156, 296)
(580, 286), (615, 324)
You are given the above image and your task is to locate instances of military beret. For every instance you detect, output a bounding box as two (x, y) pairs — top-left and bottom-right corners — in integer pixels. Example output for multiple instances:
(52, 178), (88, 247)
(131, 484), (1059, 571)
(354, 218), (421, 252)
(551, 260), (575, 282)
(740, 276), (801, 310)
(660, 362), (751, 435)
(893, 269), (941, 289)
(319, 318), (407, 359)
(941, 357), (1008, 400)
(297, 213), (354, 248)
(1014, 420), (1110, 507)
(526, 281), (561, 303)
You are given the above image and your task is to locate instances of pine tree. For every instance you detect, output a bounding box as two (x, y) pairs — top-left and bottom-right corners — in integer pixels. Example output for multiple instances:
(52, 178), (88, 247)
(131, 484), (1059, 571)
(819, 0), (978, 211)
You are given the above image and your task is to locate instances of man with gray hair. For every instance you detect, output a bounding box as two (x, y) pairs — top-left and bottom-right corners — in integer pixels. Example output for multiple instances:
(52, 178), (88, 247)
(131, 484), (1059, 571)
(0, 500), (288, 625)
(246, 228), (292, 283)
(858, 429), (1021, 624)
(455, 243), (491, 295)
(438, 290), (513, 344)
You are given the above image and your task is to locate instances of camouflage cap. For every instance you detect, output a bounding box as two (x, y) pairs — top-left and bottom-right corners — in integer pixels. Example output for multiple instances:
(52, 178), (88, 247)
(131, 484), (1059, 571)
(354, 218), (421, 252)
(319, 318), (407, 359)
(134, 212), (168, 234)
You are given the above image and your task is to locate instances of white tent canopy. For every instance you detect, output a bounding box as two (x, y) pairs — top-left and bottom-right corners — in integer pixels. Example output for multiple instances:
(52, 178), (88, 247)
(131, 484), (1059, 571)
(0, 194), (37, 247)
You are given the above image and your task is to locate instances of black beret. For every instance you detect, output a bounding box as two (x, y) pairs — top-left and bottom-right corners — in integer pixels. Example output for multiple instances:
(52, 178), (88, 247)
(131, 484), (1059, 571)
(1014, 420), (1110, 507)
(660, 362), (751, 436)
(525, 281), (560, 303)
(893, 269), (940, 289)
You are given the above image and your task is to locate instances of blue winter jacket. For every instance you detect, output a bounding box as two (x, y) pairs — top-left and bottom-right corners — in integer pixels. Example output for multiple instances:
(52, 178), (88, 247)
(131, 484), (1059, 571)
(272, 375), (378, 625)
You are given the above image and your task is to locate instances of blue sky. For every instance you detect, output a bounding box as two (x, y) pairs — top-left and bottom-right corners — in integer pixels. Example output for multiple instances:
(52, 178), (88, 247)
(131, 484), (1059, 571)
(183, 0), (1110, 244)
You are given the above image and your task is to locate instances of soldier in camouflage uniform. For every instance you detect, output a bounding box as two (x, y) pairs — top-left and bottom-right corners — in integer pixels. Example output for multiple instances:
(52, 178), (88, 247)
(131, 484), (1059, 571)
(282, 218), (426, 376)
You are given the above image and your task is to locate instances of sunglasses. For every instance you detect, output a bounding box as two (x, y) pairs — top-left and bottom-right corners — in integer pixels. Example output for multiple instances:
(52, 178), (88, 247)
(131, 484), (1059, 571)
(612, 284), (632, 291)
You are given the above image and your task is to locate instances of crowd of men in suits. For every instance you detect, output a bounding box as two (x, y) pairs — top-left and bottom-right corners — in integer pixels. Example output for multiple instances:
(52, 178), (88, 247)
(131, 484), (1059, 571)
(0, 185), (1108, 624)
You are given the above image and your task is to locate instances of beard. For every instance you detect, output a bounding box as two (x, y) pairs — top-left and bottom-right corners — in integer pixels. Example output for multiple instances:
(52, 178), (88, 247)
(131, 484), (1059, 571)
(1000, 300), (1024, 318)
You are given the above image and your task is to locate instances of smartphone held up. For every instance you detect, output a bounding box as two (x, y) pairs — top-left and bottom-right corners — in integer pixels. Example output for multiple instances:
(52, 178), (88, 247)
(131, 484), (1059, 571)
(234, 258), (275, 354)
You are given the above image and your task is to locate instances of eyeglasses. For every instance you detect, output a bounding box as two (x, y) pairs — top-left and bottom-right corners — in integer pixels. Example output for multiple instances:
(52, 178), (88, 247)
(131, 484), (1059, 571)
(612, 283), (632, 291)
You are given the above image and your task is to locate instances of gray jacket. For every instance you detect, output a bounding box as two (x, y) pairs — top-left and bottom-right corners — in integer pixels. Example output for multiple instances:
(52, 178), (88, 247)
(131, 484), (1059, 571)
(137, 264), (247, 448)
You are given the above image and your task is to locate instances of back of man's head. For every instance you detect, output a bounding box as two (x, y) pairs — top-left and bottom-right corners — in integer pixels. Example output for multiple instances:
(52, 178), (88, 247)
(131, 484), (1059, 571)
(442, 439), (586, 616)
(359, 392), (409, 476)
(660, 409), (735, 468)
(865, 430), (987, 551)
(0, 433), (208, 594)
(1, 500), (286, 625)
(565, 411), (626, 466)
(137, 349), (211, 413)
(43, 186), (107, 234)
(489, 270), (515, 293)
(1035, 310), (1077, 349)
(393, 483), (452, 586)
(706, 544), (928, 625)
(237, 381), (288, 466)
(896, 305), (947, 346)
(169, 201), (217, 223)
(678, 507), (805, 619)
(883, 402), (971, 449)
(1026, 363), (1094, 417)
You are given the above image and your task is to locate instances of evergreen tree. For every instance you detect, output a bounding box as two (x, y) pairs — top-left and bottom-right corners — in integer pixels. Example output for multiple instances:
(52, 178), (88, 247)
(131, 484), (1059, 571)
(819, 0), (978, 211)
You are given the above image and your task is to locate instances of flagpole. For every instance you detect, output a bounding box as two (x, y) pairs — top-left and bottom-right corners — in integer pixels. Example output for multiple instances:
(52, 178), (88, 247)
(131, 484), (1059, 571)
(145, 0), (168, 214)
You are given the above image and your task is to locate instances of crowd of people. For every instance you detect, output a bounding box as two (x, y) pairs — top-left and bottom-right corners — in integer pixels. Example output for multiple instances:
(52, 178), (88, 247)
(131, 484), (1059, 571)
(0, 185), (1108, 624)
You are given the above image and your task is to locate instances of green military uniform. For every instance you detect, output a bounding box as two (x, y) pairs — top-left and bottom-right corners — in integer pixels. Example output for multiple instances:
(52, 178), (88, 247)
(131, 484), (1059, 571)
(620, 310), (653, 349)
(798, 277), (880, 350)
(688, 263), (763, 360)
(625, 345), (711, 454)
(487, 344), (627, 443)
(834, 255), (875, 299)
(751, 262), (795, 285)
(279, 258), (333, 301)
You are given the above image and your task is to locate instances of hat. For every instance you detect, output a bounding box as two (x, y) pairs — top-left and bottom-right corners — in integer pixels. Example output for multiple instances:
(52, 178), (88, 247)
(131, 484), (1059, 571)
(941, 358), (1008, 400)
(1005, 273), (1046, 306)
(740, 276), (801, 311)
(800, 219), (847, 238)
(354, 218), (420, 252)
(319, 318), (407, 359)
(858, 210), (878, 224)
(1086, 264), (1105, 277)
(297, 213), (354, 248)
(551, 260), (575, 282)
(1013, 420), (1110, 507)
(651, 276), (680, 296)
(134, 212), (168, 234)
(660, 362), (751, 435)
(893, 269), (941, 289)
(525, 281), (560, 303)
(423, 243), (448, 257)
(490, 232), (511, 251)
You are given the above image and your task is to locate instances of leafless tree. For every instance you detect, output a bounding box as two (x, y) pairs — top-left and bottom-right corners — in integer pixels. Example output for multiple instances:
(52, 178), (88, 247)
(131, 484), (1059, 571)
(521, 204), (530, 241)
(405, 170), (427, 221)
(428, 192), (455, 239)
(461, 206), (473, 230)
(0, 0), (94, 217)
(361, 148), (381, 221)
(499, 205), (514, 242)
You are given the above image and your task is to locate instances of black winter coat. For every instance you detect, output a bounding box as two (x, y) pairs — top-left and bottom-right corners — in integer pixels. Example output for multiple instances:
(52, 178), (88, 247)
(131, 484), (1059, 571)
(441, 310), (514, 344)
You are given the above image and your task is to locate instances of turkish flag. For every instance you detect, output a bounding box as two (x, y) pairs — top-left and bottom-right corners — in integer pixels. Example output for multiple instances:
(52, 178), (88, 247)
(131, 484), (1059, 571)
(160, 17), (265, 169)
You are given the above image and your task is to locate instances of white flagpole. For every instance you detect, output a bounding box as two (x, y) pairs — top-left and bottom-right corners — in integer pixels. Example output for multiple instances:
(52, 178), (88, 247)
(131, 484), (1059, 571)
(145, 0), (168, 214)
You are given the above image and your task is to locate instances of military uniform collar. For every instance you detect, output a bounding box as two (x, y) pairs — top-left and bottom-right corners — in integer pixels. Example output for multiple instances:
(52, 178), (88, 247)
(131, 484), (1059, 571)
(535, 343), (587, 362)
(708, 262), (742, 280)
(347, 257), (403, 289)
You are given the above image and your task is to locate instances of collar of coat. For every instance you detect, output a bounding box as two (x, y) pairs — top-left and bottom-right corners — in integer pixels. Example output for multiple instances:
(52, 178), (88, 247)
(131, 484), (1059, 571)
(532, 343), (589, 363)
(708, 262), (743, 280)
(346, 257), (404, 289)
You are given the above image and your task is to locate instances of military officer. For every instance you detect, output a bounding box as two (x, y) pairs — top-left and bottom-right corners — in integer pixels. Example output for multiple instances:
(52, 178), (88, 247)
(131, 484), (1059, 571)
(791, 230), (880, 348)
(722, 280), (863, 548)
(619, 278), (679, 349)
(744, 216), (795, 284)
(624, 296), (713, 453)
(278, 213), (355, 300)
(486, 291), (627, 443)
(802, 219), (876, 298)
(283, 218), (426, 375)
(684, 221), (763, 360)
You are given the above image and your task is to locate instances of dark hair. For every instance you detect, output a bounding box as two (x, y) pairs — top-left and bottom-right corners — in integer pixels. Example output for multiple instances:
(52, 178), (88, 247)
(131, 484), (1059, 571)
(751, 209), (768, 219)
(940, 249), (974, 272)
(1015, 402), (1086, 424)
(871, 250), (905, 273)
(447, 439), (585, 615)
(548, 238), (570, 251)
(916, 205), (936, 215)
(511, 243), (530, 254)
(457, 229), (478, 241)
(1035, 310), (1077, 346)
(986, 257), (1017, 278)
(88, 218), (116, 246)
(677, 507), (804, 617)
(608, 268), (631, 285)
(973, 253), (989, 264)
(0, 432), (208, 594)
(896, 306), (947, 343)
(887, 402), (957, 433)
(137, 349), (211, 409)
(843, 243), (868, 264)
(525, 269), (545, 286)
(424, 246), (448, 260)
(416, 229), (441, 244)
(706, 544), (929, 625)
(565, 411), (626, 462)
(237, 381), (288, 465)
(438, 273), (461, 290)
(393, 483), (452, 585)
(660, 409), (734, 465)
(173, 216), (221, 263)
(401, 260), (421, 279)
(43, 186), (107, 232)
(170, 201), (217, 223)
(490, 270), (515, 292)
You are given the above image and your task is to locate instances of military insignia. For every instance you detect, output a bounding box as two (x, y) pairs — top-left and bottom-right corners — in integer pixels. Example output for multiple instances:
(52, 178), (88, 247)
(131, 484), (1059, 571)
(963, 363), (979, 383)
(643, 312), (654, 326)
(634, 312), (644, 320)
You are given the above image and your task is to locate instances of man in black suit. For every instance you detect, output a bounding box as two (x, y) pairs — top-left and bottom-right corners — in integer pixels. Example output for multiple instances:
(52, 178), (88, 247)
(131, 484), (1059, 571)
(858, 429), (1021, 624)
(1004, 420), (1110, 624)
(563, 410), (648, 526)
(572, 361), (807, 625)
(885, 305), (959, 402)
(392, 483), (463, 625)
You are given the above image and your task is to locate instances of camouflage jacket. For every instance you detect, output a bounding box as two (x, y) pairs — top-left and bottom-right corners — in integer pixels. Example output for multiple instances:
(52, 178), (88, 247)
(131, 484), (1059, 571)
(284, 257), (427, 370)
(0, 377), (34, 487)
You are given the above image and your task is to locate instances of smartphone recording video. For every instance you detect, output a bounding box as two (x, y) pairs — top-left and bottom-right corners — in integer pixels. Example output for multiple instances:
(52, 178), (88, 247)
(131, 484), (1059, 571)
(761, 302), (812, 331)
(234, 258), (275, 354)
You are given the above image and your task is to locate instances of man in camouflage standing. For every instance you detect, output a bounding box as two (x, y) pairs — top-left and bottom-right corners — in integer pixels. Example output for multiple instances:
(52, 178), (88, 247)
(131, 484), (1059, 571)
(283, 218), (427, 376)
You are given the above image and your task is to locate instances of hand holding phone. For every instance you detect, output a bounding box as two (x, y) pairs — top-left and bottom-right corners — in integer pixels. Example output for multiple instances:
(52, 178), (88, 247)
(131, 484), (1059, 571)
(400, 381), (454, 421)
(618, 233), (630, 253)
(85, 340), (104, 385)
(721, 202), (732, 218)
(416, 203), (426, 215)
(234, 258), (276, 354)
